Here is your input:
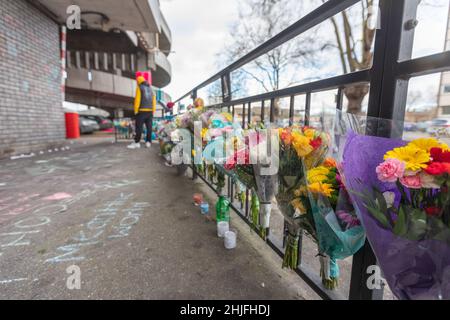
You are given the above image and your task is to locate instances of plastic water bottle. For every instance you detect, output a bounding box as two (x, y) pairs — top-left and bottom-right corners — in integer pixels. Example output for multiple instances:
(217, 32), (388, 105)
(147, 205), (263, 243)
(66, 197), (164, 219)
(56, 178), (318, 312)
(215, 195), (230, 222)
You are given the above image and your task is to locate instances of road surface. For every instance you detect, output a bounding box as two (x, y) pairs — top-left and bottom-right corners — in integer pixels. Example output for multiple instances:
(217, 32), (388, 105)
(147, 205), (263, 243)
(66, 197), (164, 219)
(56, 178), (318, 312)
(0, 141), (314, 299)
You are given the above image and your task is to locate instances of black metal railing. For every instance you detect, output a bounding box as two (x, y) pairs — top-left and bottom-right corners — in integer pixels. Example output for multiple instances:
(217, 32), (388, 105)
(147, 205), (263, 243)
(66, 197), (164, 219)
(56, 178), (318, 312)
(174, 0), (450, 300)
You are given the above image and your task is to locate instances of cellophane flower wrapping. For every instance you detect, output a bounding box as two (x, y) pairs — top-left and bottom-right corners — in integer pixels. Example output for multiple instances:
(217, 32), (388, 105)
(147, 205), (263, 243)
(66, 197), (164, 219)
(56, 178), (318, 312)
(337, 113), (450, 300)
(303, 155), (366, 289)
(275, 126), (329, 271)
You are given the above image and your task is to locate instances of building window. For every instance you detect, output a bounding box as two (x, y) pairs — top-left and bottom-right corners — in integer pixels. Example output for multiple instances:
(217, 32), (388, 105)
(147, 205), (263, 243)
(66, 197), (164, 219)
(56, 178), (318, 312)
(443, 106), (450, 115)
(444, 85), (450, 93)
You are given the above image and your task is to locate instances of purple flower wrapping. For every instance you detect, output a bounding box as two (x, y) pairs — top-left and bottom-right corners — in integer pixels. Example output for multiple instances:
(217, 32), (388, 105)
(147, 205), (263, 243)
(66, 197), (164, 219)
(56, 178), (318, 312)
(342, 132), (450, 300)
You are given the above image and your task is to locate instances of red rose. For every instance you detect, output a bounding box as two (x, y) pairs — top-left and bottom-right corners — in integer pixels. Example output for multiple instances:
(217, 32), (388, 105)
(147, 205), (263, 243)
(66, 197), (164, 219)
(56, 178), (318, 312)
(430, 148), (450, 163)
(443, 163), (450, 174)
(424, 206), (441, 217)
(310, 137), (322, 149)
(425, 162), (447, 176)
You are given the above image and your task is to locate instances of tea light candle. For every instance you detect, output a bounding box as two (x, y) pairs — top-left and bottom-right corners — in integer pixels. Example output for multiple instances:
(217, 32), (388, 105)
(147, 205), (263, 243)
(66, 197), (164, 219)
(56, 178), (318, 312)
(200, 202), (209, 215)
(224, 231), (236, 249)
(217, 221), (229, 238)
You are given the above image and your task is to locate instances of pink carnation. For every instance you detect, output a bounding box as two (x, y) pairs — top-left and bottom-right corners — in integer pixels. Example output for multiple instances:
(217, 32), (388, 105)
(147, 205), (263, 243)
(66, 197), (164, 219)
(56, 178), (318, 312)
(376, 159), (405, 183)
(400, 174), (422, 189)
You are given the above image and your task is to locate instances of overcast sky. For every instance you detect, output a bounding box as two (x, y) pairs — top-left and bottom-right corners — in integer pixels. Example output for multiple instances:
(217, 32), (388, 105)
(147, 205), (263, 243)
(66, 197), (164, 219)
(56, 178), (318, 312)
(160, 0), (238, 101)
(160, 0), (449, 110)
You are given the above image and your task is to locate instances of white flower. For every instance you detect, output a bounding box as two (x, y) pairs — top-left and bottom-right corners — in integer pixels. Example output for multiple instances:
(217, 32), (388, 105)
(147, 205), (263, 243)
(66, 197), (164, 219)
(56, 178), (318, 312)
(419, 172), (441, 189)
(382, 191), (395, 208)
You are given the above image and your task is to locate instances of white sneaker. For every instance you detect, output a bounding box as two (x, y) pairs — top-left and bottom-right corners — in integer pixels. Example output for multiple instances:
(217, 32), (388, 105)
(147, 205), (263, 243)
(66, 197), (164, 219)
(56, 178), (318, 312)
(127, 142), (141, 149)
(145, 142), (152, 148)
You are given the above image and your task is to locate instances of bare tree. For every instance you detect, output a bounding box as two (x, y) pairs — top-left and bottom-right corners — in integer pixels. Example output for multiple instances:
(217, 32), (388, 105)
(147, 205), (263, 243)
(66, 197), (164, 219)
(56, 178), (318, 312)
(222, 0), (445, 116)
(207, 71), (248, 106)
(222, 0), (326, 120)
(324, 0), (376, 114)
(326, 0), (445, 113)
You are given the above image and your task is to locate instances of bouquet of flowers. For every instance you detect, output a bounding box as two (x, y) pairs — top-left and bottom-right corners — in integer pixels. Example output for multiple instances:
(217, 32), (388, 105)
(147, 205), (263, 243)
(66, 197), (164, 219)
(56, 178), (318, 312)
(304, 158), (365, 289)
(342, 131), (450, 299)
(158, 120), (177, 159)
(275, 126), (329, 270)
(222, 128), (278, 233)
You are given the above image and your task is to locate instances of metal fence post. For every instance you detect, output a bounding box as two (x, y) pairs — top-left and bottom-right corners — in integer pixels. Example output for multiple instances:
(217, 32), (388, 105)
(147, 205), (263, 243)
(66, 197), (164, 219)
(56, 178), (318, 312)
(349, 0), (421, 301)
(221, 73), (232, 103)
(192, 89), (198, 181)
(304, 92), (311, 126)
(367, 0), (420, 138)
(289, 95), (295, 126)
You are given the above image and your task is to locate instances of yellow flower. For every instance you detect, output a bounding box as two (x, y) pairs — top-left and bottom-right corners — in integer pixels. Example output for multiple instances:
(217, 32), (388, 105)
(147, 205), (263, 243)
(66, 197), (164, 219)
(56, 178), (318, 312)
(292, 132), (314, 157)
(290, 198), (306, 213)
(307, 166), (330, 184)
(222, 112), (233, 122)
(294, 186), (308, 197)
(303, 128), (316, 139)
(308, 182), (334, 197)
(201, 128), (209, 140)
(384, 145), (430, 171)
(408, 138), (447, 152)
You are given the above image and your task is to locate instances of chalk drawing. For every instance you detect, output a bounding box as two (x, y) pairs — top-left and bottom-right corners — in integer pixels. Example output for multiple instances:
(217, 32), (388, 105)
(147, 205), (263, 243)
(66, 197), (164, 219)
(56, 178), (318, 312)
(25, 163), (71, 176)
(45, 241), (99, 263)
(44, 193), (72, 201)
(46, 193), (148, 263)
(32, 204), (68, 216)
(0, 230), (41, 247)
(108, 202), (149, 239)
(14, 216), (51, 229)
(72, 229), (104, 243)
(0, 278), (28, 284)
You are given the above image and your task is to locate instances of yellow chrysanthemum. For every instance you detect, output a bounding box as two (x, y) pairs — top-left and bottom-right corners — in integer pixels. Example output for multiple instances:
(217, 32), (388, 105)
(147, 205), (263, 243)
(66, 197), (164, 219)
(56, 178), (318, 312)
(304, 128), (316, 139)
(308, 182), (334, 197)
(307, 166), (330, 184)
(384, 145), (430, 171)
(408, 138), (447, 152)
(292, 132), (314, 157)
(290, 198), (306, 213)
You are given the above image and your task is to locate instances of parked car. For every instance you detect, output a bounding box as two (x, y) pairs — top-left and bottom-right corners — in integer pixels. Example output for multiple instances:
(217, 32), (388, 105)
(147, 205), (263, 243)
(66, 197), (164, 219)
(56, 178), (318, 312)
(403, 122), (418, 132)
(81, 115), (113, 130)
(426, 118), (450, 137)
(416, 121), (431, 133)
(79, 116), (100, 134)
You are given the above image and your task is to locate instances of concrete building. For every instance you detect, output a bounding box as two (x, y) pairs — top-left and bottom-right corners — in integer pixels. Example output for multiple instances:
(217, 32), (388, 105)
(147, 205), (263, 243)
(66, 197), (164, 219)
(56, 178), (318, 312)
(0, 0), (172, 158)
(438, 3), (450, 116)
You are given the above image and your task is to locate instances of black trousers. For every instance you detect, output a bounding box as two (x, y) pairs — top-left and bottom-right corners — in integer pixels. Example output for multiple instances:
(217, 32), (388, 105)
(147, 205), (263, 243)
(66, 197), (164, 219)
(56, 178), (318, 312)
(135, 112), (153, 143)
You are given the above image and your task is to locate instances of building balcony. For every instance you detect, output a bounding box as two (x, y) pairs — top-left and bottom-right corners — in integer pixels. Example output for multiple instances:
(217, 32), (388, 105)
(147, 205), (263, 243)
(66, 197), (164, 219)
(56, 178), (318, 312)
(35, 0), (168, 35)
(152, 50), (172, 88)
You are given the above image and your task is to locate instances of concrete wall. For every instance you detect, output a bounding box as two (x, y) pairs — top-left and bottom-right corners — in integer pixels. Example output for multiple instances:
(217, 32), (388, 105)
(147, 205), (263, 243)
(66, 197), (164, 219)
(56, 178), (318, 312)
(0, 0), (65, 158)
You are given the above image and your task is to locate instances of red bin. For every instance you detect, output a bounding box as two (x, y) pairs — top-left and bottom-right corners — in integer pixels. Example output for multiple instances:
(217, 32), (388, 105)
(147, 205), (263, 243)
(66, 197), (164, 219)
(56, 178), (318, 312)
(65, 112), (80, 139)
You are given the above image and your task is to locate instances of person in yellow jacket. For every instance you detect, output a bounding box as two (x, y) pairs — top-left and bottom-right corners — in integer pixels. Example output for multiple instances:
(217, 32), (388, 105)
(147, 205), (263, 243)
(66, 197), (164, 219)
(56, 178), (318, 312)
(127, 76), (157, 149)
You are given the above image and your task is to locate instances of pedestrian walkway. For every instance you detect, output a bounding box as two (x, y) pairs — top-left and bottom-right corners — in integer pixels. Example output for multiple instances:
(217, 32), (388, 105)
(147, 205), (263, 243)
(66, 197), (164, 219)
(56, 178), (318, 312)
(0, 141), (316, 299)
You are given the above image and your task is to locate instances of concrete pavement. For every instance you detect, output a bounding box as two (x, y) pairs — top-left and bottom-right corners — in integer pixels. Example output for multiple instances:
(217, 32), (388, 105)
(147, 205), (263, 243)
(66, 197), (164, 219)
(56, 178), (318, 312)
(0, 141), (317, 300)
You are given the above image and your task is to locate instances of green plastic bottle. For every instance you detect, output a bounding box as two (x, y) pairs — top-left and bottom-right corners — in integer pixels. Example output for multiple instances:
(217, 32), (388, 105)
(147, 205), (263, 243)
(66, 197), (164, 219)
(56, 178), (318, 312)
(215, 195), (231, 222)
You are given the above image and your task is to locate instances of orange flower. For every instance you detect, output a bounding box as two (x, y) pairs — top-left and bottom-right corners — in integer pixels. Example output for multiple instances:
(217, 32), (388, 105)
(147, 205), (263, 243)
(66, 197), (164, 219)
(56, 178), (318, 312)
(323, 158), (337, 168)
(280, 129), (293, 145)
